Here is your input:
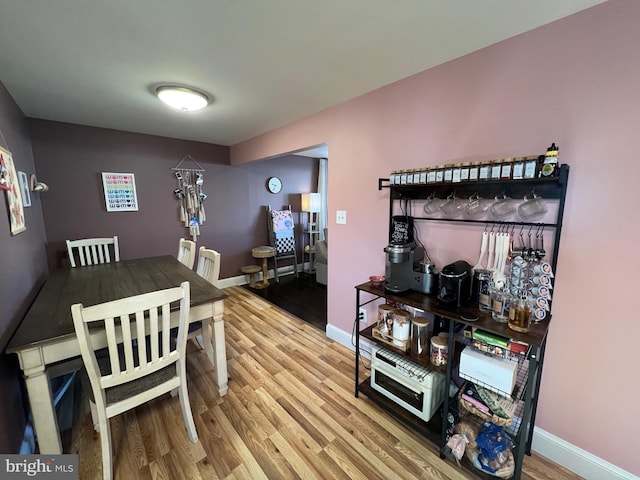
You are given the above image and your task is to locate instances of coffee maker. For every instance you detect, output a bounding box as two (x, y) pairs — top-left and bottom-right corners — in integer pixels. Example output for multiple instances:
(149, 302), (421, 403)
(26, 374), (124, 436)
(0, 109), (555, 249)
(384, 215), (438, 294)
(384, 243), (422, 293)
(438, 260), (473, 306)
(384, 243), (438, 294)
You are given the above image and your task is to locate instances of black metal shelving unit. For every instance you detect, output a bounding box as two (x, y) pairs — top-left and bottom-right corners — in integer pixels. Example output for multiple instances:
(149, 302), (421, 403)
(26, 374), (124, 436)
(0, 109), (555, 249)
(355, 164), (569, 480)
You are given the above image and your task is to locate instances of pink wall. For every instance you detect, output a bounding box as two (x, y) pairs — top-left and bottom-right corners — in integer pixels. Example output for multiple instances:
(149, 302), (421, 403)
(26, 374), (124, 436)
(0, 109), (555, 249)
(231, 1), (640, 474)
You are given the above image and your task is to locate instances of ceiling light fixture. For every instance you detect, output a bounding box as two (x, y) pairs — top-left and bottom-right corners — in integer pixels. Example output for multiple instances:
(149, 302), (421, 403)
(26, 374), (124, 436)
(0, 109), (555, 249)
(156, 85), (209, 112)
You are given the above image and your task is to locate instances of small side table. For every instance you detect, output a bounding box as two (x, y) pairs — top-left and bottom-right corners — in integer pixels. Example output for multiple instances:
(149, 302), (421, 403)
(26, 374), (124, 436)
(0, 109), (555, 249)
(251, 246), (276, 289)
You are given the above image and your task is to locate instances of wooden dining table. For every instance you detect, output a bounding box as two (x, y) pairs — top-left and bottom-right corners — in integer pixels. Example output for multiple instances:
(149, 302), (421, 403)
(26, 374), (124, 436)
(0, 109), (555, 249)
(6, 255), (228, 454)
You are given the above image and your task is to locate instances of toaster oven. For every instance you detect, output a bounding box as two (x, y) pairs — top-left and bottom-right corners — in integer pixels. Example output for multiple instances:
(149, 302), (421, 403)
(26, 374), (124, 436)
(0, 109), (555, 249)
(370, 344), (446, 422)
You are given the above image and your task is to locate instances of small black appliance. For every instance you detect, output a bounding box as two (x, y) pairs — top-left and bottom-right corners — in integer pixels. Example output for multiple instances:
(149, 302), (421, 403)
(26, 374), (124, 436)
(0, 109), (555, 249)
(438, 260), (472, 307)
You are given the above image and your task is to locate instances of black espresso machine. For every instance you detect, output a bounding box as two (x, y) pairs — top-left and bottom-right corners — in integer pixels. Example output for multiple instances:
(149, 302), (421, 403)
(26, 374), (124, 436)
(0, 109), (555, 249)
(437, 260), (473, 307)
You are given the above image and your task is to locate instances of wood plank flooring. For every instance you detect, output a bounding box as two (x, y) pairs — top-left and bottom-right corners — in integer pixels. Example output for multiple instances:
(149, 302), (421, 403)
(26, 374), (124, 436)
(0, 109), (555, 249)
(67, 286), (582, 479)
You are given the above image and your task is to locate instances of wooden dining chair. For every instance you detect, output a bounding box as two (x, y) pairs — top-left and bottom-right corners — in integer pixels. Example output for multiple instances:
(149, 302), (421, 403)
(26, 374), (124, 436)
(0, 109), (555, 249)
(177, 237), (196, 269)
(71, 281), (198, 480)
(66, 236), (120, 267)
(188, 246), (221, 363)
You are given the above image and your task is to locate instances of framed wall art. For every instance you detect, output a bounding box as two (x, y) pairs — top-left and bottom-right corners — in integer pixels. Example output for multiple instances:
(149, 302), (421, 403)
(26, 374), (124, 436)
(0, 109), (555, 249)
(18, 171), (31, 207)
(101, 172), (139, 212)
(0, 146), (26, 234)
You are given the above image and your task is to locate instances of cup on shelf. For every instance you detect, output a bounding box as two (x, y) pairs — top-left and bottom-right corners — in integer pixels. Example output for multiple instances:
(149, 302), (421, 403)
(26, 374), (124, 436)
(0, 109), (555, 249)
(489, 194), (516, 219)
(440, 194), (465, 216)
(465, 193), (487, 217)
(517, 193), (548, 220)
(423, 193), (443, 215)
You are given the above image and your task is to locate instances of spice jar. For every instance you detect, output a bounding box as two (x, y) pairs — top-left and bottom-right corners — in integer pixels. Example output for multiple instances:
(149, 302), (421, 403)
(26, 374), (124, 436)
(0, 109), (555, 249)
(406, 168), (414, 185)
(512, 157), (525, 180)
(427, 166), (437, 183)
(434, 164), (445, 183)
(501, 158), (513, 180)
(418, 168), (428, 185)
(460, 162), (471, 182)
(467, 162), (478, 181)
(430, 335), (448, 366)
(452, 164), (462, 183)
(524, 155), (539, 179)
(443, 164), (454, 183)
(490, 159), (502, 180)
(478, 160), (491, 181)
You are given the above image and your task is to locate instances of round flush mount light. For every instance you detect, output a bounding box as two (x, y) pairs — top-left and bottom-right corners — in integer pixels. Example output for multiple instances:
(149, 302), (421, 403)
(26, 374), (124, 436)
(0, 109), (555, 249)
(156, 85), (209, 111)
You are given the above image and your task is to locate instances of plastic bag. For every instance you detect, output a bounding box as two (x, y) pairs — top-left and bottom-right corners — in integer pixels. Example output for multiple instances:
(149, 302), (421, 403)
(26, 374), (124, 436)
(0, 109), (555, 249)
(475, 422), (511, 474)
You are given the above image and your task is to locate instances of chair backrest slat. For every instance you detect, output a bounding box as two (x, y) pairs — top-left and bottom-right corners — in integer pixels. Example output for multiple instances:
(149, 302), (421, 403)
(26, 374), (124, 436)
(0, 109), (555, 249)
(72, 282), (190, 391)
(66, 236), (120, 268)
(177, 238), (196, 269)
(196, 246), (221, 287)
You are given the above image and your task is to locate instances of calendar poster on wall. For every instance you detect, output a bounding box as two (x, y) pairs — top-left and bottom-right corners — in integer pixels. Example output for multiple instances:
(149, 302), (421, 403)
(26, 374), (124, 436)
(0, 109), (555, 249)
(101, 172), (139, 212)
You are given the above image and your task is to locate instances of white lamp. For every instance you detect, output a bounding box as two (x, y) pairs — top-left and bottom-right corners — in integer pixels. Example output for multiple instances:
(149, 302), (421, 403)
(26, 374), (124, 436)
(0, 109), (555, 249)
(156, 85), (209, 111)
(301, 193), (321, 213)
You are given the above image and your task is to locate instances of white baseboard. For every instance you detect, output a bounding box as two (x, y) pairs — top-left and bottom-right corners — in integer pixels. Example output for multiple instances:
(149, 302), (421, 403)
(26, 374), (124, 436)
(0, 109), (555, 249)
(532, 427), (638, 480)
(325, 324), (637, 480)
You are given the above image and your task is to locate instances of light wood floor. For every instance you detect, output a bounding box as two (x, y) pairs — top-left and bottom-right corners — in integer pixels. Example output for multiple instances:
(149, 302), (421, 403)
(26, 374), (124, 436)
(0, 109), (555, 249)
(68, 286), (582, 479)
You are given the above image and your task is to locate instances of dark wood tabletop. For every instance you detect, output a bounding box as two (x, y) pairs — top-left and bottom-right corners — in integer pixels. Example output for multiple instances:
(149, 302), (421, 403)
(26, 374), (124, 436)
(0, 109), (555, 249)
(7, 255), (227, 350)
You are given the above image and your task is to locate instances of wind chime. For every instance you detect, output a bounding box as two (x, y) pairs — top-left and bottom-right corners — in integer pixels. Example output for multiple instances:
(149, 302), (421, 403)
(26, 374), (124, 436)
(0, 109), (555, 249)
(172, 155), (207, 241)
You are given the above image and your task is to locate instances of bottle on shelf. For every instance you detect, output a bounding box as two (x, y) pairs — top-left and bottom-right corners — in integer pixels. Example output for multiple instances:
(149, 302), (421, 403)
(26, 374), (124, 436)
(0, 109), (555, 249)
(539, 143), (560, 178)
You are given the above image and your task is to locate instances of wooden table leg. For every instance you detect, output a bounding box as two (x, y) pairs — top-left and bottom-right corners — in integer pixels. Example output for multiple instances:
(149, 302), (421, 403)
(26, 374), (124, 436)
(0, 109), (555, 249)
(211, 301), (228, 396)
(19, 348), (63, 454)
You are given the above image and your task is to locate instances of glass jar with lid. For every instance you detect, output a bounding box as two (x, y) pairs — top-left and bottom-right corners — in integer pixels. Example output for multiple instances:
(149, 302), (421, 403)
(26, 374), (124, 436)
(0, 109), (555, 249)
(490, 159), (502, 180)
(501, 158), (513, 180)
(460, 162), (471, 182)
(469, 161), (481, 181)
(524, 155), (539, 179)
(399, 170), (408, 185)
(443, 164), (454, 183)
(427, 166), (437, 183)
(478, 160), (491, 181)
(512, 157), (525, 180)
(418, 168), (428, 185)
(430, 335), (448, 366)
(452, 164), (462, 183)
(434, 164), (445, 183)
(406, 169), (414, 185)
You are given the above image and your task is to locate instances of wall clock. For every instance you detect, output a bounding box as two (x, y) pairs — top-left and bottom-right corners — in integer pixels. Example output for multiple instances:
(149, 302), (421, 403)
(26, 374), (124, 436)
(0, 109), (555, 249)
(267, 176), (282, 194)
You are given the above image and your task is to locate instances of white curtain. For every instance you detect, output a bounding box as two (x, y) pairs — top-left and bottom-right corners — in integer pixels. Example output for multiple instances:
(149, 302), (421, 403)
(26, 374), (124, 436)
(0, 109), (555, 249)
(317, 157), (328, 240)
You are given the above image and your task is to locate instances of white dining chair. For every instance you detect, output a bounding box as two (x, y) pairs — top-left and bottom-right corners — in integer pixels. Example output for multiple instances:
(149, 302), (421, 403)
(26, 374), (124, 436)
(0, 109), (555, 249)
(177, 237), (196, 269)
(66, 236), (120, 267)
(189, 246), (221, 363)
(71, 281), (198, 480)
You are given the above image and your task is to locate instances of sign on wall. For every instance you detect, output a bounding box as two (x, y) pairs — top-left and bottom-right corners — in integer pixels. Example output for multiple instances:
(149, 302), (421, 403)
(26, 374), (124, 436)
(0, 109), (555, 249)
(1, 146), (26, 235)
(101, 172), (138, 212)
